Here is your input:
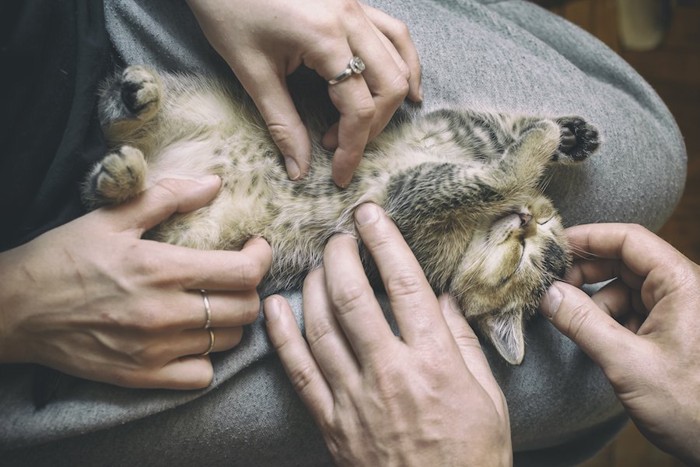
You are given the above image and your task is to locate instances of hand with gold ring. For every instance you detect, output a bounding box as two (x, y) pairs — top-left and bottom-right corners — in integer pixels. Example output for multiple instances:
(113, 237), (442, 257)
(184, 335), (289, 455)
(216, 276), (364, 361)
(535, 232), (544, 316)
(0, 177), (272, 390)
(186, 0), (423, 188)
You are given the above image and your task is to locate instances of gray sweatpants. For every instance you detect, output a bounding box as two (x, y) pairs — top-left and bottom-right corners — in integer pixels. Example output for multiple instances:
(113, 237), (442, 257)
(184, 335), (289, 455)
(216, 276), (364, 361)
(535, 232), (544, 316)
(0, 0), (686, 465)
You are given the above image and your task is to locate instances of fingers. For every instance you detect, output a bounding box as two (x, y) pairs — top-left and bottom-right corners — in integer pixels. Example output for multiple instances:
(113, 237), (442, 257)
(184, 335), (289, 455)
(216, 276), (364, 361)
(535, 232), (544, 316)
(133, 357), (214, 390)
(263, 295), (334, 422)
(131, 236), (270, 331)
(566, 257), (644, 292)
(360, 4), (422, 101)
(308, 8), (413, 187)
(321, 234), (398, 360)
(234, 56), (312, 180)
(323, 72), (375, 187)
(166, 236), (273, 292)
(108, 176), (223, 233)
(353, 203), (445, 344)
(144, 327), (244, 366)
(566, 223), (685, 278)
(439, 295), (507, 415)
(302, 268), (361, 387)
(539, 281), (637, 370)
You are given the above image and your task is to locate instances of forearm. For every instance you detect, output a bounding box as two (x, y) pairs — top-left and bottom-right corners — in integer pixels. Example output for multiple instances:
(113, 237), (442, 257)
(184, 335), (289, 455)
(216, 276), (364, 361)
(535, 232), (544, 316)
(0, 245), (33, 364)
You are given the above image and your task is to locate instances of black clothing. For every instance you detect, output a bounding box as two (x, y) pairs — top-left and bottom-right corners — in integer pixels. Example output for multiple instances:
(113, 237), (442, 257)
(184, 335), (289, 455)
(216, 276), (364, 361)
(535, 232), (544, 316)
(0, 0), (109, 250)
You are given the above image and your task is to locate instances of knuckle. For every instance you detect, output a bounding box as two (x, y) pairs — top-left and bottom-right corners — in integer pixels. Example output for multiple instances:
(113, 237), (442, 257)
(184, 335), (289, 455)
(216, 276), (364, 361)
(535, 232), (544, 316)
(392, 20), (411, 42)
(305, 316), (336, 348)
(391, 72), (410, 97)
(266, 122), (295, 151)
(194, 366), (215, 388)
(235, 257), (266, 289)
(240, 293), (262, 323)
(287, 362), (320, 395)
(108, 299), (165, 333)
(151, 179), (182, 206)
(384, 269), (424, 299)
(396, 61), (411, 85)
(122, 243), (165, 279)
(228, 327), (244, 347)
(625, 223), (649, 237)
(330, 280), (371, 315)
(562, 303), (595, 340)
(349, 99), (376, 125)
(339, 0), (360, 12)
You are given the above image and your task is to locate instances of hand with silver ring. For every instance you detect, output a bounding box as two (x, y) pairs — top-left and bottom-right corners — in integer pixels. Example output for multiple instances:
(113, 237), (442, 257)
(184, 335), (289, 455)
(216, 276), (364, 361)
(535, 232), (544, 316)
(0, 177), (272, 390)
(327, 56), (366, 85)
(186, 0), (423, 188)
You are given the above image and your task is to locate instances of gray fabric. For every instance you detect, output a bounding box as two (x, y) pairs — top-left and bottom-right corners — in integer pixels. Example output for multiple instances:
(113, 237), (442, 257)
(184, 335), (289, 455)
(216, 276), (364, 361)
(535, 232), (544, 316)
(0, 0), (686, 466)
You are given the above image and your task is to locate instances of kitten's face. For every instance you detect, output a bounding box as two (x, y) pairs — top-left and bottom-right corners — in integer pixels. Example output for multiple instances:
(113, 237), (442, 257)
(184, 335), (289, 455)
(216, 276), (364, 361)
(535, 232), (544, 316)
(452, 196), (570, 364)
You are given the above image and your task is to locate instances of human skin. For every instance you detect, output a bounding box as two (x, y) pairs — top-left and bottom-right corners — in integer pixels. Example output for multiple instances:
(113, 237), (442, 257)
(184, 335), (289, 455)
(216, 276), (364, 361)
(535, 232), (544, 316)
(540, 223), (700, 465)
(264, 203), (512, 466)
(185, 0), (422, 187)
(0, 176), (272, 389)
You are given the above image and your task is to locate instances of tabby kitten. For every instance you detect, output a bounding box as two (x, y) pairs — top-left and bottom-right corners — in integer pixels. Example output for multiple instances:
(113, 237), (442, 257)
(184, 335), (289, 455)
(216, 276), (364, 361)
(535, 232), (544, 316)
(84, 66), (600, 364)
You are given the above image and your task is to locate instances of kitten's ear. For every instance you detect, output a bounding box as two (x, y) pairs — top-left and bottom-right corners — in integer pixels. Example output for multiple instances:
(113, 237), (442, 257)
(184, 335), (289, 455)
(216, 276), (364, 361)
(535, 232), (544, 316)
(481, 312), (525, 365)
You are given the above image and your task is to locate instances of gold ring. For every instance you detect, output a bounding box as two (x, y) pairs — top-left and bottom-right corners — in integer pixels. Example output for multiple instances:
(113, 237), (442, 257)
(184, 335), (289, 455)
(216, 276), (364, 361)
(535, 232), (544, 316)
(200, 289), (212, 329)
(201, 329), (215, 356)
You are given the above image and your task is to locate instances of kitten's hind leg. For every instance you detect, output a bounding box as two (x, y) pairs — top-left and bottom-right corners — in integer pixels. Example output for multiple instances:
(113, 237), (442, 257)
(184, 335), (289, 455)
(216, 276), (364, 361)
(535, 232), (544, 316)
(553, 116), (600, 163)
(82, 145), (148, 208)
(98, 66), (162, 133)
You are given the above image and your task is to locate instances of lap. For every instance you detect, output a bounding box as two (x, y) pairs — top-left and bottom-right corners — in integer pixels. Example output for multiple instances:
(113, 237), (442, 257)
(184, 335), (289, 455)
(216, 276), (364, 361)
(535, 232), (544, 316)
(2, 0), (685, 465)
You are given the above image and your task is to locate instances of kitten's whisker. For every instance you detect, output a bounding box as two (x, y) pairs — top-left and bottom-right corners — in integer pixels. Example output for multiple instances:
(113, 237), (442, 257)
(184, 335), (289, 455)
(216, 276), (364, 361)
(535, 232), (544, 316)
(568, 244), (604, 260)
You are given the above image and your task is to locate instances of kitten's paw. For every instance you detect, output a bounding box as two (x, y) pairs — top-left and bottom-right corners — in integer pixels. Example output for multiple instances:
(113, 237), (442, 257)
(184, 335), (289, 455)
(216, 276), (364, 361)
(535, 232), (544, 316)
(554, 117), (600, 163)
(84, 145), (147, 207)
(120, 66), (161, 120)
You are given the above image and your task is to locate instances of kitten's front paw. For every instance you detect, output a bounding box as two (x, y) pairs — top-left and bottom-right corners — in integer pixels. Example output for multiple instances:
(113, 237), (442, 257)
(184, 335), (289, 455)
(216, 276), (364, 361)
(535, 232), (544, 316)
(120, 66), (161, 120)
(84, 145), (147, 207)
(554, 117), (600, 163)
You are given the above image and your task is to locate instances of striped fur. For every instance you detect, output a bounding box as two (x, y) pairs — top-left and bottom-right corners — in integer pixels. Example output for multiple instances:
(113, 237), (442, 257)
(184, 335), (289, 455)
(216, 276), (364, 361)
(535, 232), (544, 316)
(84, 66), (600, 364)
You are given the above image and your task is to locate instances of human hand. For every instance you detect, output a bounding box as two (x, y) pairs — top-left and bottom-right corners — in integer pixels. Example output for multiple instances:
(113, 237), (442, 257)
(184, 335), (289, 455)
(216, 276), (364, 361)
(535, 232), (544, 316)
(539, 223), (700, 464)
(264, 203), (511, 466)
(0, 176), (272, 389)
(186, 0), (422, 187)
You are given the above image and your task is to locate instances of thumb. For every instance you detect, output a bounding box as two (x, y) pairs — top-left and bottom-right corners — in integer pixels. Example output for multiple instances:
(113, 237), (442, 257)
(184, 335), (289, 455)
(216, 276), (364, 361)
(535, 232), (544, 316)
(540, 281), (633, 369)
(439, 295), (503, 397)
(110, 175), (222, 232)
(439, 295), (508, 420)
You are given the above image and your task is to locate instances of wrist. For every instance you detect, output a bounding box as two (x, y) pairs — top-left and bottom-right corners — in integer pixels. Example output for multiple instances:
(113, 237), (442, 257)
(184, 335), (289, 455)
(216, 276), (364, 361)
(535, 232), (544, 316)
(0, 246), (33, 364)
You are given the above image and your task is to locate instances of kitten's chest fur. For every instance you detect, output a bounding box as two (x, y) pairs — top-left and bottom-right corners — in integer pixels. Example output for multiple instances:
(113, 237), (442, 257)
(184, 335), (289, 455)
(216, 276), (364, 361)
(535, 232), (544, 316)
(86, 66), (601, 364)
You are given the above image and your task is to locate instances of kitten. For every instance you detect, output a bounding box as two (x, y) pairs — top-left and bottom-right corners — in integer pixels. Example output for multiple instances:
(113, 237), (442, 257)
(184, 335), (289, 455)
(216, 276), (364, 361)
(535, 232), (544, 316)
(84, 66), (600, 364)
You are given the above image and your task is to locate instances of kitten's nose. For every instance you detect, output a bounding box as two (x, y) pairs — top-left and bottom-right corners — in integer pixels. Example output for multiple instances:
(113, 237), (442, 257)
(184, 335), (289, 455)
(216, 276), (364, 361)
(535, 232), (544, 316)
(519, 212), (532, 227)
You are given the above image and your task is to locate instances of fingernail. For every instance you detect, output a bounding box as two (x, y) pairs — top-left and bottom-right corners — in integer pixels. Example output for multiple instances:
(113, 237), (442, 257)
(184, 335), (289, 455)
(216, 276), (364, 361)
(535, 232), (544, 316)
(335, 174), (352, 189)
(540, 284), (563, 320)
(418, 83), (424, 102)
(263, 296), (281, 321)
(198, 174), (221, 185)
(355, 203), (380, 226)
(285, 157), (301, 180)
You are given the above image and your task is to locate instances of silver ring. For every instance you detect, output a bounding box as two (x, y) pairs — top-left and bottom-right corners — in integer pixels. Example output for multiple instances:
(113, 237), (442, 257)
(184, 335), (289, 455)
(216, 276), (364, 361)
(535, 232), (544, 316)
(201, 329), (215, 356)
(328, 56), (366, 85)
(200, 289), (212, 329)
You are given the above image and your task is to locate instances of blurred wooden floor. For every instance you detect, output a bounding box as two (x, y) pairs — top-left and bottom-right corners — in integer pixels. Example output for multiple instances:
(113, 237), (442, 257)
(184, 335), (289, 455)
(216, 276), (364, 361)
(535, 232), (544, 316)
(542, 1), (700, 465)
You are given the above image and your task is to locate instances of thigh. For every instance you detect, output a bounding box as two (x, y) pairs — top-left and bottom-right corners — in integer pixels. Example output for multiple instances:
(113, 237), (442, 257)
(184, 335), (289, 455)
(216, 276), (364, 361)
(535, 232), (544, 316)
(370, 0), (685, 231)
(82, 1), (685, 465)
